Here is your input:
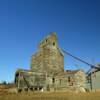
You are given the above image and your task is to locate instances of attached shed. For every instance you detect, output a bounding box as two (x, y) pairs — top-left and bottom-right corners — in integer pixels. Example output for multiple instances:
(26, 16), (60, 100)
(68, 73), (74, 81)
(92, 70), (100, 91)
(86, 68), (100, 91)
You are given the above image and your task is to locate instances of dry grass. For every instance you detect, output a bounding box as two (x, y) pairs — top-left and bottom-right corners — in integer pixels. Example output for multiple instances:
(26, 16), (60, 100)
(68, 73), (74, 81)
(0, 91), (100, 100)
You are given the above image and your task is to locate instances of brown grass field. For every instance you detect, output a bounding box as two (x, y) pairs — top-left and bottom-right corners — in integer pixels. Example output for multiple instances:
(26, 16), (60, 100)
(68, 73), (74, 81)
(0, 91), (100, 100)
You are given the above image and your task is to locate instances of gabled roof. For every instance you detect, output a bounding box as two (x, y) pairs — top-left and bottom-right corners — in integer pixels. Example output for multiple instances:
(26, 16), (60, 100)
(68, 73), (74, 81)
(39, 32), (57, 45)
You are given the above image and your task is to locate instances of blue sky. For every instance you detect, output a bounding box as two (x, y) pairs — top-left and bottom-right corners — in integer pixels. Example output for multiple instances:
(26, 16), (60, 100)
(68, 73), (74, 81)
(0, 0), (100, 83)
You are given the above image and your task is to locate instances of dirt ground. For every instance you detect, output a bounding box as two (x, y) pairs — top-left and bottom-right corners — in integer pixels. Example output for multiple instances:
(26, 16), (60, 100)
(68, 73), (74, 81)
(0, 92), (100, 100)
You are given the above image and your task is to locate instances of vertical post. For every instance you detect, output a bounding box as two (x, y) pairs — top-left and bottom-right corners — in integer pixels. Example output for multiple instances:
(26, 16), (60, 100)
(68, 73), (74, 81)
(46, 72), (47, 85)
(18, 72), (20, 89)
(90, 69), (92, 91)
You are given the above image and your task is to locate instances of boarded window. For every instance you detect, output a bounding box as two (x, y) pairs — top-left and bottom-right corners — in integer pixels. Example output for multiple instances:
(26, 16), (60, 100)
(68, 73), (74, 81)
(52, 78), (55, 83)
(68, 76), (70, 82)
(46, 39), (47, 42)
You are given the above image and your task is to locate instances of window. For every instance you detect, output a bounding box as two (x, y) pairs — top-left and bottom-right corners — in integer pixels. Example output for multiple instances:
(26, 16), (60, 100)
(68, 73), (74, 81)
(52, 77), (55, 83)
(68, 76), (70, 82)
(60, 79), (62, 85)
(53, 42), (55, 46)
(46, 39), (47, 42)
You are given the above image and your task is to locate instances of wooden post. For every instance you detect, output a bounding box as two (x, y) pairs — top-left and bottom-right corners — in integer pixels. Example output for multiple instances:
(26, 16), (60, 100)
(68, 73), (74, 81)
(18, 72), (20, 89)
(90, 71), (92, 91)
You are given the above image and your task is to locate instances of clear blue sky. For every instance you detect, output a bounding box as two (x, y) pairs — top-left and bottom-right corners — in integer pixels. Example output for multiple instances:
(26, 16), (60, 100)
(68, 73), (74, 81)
(0, 0), (100, 83)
